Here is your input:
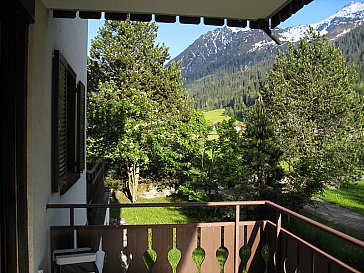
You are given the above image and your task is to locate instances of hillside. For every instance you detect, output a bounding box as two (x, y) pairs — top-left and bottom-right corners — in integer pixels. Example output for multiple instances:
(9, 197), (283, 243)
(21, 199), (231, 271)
(168, 2), (364, 110)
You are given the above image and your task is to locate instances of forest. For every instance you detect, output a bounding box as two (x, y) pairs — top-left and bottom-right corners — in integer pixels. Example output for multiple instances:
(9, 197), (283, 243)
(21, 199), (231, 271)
(87, 20), (364, 210)
(187, 24), (364, 113)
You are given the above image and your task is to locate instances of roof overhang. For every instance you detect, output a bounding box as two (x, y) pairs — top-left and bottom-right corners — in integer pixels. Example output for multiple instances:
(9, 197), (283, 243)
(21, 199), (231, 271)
(43, 0), (313, 29)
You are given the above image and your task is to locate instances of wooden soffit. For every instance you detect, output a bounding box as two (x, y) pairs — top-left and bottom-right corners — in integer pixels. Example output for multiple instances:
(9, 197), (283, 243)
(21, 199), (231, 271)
(44, 0), (313, 28)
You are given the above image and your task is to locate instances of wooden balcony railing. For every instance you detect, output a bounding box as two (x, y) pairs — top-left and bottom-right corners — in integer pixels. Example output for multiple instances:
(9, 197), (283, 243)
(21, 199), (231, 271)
(86, 158), (105, 204)
(86, 158), (108, 225)
(47, 201), (364, 273)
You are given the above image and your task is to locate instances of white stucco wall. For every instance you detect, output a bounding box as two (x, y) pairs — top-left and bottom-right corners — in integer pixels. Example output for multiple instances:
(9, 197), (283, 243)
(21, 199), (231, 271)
(27, 0), (88, 271)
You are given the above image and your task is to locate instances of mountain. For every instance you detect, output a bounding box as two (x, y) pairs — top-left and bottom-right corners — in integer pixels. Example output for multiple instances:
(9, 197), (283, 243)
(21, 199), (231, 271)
(168, 1), (364, 110)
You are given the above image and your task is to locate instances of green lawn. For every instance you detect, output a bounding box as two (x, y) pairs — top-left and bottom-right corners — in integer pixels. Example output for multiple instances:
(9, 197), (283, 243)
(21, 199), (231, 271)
(202, 109), (230, 123)
(110, 193), (198, 224)
(317, 178), (364, 215)
(203, 109), (236, 140)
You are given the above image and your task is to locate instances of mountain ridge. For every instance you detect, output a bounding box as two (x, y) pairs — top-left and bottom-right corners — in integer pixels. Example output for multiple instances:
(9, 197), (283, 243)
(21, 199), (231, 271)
(168, 1), (364, 110)
(169, 1), (364, 80)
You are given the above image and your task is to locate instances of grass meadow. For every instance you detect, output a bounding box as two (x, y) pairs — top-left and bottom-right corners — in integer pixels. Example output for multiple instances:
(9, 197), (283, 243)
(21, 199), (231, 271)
(317, 178), (364, 215)
(202, 109), (230, 123)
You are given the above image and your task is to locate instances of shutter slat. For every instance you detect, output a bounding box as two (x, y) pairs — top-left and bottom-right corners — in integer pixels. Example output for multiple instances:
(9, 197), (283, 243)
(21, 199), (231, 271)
(77, 81), (86, 173)
(53, 50), (82, 193)
(52, 50), (68, 192)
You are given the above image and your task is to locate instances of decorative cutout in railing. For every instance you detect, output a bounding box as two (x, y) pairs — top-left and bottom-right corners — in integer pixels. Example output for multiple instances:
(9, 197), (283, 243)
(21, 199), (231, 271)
(48, 201), (364, 273)
(167, 229), (182, 272)
(283, 257), (290, 273)
(51, 222), (269, 273)
(261, 244), (269, 273)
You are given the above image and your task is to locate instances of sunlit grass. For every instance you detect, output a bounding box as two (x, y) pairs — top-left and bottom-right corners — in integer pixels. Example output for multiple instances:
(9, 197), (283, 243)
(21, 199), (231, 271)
(110, 193), (195, 224)
(317, 178), (364, 215)
(202, 109), (230, 123)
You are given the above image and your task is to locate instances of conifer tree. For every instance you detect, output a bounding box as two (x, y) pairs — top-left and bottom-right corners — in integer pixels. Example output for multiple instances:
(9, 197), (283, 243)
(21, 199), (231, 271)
(244, 96), (283, 200)
(263, 29), (363, 206)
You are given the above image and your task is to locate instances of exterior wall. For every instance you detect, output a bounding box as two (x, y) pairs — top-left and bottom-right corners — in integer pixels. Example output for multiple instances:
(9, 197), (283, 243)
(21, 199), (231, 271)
(27, 0), (88, 271)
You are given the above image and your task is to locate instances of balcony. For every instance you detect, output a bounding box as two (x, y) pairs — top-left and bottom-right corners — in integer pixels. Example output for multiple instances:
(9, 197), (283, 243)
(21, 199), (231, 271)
(47, 200), (364, 273)
(86, 158), (109, 225)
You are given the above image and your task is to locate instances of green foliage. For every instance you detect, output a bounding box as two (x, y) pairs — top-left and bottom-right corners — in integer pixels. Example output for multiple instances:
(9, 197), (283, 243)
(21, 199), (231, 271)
(87, 19), (197, 200)
(178, 183), (208, 202)
(243, 96), (284, 200)
(263, 28), (364, 207)
(335, 24), (364, 81)
(88, 20), (363, 210)
(187, 67), (267, 110)
(189, 104), (285, 204)
(213, 119), (247, 188)
(147, 110), (211, 184)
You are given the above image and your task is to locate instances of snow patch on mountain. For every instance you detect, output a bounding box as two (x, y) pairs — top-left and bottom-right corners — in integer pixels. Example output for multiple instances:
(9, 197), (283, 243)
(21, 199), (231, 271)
(279, 25), (308, 43)
(311, 1), (364, 35)
(273, 1), (364, 45)
(228, 27), (251, 33)
(336, 28), (352, 38)
(326, 1), (364, 19)
(170, 1), (364, 80)
(249, 40), (275, 52)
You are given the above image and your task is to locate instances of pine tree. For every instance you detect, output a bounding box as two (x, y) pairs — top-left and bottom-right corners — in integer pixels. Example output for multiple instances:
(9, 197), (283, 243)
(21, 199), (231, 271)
(244, 96), (283, 200)
(263, 28), (363, 206)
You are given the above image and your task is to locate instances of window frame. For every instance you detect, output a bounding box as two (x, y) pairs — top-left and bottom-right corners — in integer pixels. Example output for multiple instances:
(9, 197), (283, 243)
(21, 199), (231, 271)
(52, 50), (85, 194)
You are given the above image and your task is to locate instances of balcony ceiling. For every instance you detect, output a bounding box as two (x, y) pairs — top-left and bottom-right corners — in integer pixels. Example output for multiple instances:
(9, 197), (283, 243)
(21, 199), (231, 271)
(43, 0), (314, 28)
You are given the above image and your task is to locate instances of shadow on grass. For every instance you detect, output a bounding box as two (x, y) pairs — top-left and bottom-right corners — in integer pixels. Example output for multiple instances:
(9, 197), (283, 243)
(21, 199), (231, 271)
(113, 189), (273, 225)
(109, 193), (121, 221)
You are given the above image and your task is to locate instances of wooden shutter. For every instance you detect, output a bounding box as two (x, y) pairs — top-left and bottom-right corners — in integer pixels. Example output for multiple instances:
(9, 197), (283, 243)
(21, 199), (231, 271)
(66, 68), (77, 173)
(52, 50), (68, 192)
(77, 81), (86, 173)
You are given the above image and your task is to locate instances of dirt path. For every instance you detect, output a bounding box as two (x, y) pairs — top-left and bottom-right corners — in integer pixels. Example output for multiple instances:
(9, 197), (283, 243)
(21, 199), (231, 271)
(304, 197), (364, 237)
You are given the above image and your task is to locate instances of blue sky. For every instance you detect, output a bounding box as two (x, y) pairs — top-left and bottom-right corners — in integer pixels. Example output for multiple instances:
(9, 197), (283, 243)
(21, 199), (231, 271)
(88, 0), (355, 59)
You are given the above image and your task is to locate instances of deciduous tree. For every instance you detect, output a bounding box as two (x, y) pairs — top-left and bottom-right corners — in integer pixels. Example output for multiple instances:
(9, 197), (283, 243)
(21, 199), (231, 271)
(87, 19), (192, 201)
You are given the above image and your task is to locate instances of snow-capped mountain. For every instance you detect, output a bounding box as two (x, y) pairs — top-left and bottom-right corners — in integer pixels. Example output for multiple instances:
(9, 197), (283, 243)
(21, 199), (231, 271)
(313, 1), (364, 35)
(170, 1), (364, 84)
(279, 1), (364, 41)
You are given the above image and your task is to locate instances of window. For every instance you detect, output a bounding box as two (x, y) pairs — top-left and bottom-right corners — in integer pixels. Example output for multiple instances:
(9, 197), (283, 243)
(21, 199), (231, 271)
(52, 50), (85, 194)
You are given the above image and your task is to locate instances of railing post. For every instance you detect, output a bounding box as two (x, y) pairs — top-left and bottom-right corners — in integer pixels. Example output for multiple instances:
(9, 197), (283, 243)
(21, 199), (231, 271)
(235, 205), (240, 273)
(70, 207), (74, 228)
(275, 212), (282, 272)
(276, 212), (281, 238)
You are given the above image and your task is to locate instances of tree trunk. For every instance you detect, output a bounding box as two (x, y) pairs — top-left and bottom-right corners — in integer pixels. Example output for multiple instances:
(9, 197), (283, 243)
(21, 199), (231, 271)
(127, 163), (140, 203)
